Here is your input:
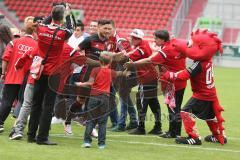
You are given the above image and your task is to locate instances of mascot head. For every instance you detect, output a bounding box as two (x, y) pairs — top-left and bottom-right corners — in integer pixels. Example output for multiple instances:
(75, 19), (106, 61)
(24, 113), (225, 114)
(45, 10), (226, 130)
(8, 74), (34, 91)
(173, 29), (223, 61)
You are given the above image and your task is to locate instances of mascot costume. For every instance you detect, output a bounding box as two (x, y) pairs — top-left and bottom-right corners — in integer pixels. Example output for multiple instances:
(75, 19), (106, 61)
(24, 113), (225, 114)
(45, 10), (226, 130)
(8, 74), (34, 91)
(163, 29), (226, 145)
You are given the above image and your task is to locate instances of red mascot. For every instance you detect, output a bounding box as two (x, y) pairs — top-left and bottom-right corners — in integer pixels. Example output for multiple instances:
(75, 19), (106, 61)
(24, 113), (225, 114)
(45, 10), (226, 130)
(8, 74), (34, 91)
(163, 29), (226, 145)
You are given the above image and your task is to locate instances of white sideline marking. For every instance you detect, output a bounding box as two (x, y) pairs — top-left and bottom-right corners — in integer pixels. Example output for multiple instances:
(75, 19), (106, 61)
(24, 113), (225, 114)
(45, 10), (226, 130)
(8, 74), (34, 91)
(52, 133), (240, 140)
(51, 134), (240, 153)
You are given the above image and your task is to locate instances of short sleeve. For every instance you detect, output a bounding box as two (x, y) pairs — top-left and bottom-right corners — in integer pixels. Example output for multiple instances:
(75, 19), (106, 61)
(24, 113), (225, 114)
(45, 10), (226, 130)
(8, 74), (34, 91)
(128, 49), (144, 61)
(90, 67), (100, 79)
(150, 51), (166, 65)
(187, 61), (202, 77)
(78, 37), (91, 51)
(2, 42), (13, 62)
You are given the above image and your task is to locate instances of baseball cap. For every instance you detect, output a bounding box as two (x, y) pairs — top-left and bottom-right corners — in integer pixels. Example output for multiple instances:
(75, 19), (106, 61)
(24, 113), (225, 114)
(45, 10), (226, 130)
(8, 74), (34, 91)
(130, 29), (144, 39)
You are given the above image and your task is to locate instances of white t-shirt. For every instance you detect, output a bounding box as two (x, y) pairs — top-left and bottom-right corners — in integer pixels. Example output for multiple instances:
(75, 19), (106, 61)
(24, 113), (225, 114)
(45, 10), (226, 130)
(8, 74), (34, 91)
(67, 33), (89, 74)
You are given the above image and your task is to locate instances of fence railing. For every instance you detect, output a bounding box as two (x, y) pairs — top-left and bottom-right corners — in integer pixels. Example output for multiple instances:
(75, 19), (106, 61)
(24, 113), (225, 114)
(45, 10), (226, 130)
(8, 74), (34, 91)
(171, 0), (192, 37)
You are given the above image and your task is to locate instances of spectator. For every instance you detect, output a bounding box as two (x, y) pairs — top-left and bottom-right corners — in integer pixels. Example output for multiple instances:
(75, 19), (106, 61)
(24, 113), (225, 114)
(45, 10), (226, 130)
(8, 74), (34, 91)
(79, 51), (129, 149)
(27, 4), (73, 145)
(125, 30), (187, 138)
(88, 20), (98, 35)
(124, 29), (162, 135)
(0, 17), (37, 133)
(107, 22), (138, 132)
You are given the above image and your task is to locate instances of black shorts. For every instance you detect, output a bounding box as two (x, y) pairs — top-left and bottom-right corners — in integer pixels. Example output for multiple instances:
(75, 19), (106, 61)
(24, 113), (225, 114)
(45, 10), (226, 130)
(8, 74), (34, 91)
(182, 97), (215, 120)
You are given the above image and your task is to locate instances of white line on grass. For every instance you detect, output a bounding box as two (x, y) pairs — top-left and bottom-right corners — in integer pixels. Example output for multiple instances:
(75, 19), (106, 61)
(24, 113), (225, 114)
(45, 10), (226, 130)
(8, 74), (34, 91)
(51, 134), (240, 153)
(52, 133), (240, 140)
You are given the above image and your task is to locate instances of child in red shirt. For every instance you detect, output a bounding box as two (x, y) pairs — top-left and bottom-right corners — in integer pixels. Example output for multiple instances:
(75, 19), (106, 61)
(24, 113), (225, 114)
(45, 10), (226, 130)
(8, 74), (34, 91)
(76, 51), (127, 149)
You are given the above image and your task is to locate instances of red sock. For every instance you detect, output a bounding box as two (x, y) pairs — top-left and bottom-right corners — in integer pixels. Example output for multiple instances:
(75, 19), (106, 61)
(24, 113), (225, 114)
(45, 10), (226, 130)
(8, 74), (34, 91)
(180, 111), (199, 138)
(206, 120), (225, 145)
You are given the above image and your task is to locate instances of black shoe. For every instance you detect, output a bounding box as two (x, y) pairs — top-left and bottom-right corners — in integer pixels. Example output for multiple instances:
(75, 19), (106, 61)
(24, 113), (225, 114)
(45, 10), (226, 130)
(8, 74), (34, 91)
(129, 127), (146, 135)
(36, 140), (57, 145)
(27, 137), (36, 143)
(0, 125), (4, 133)
(159, 132), (176, 138)
(125, 123), (138, 130)
(204, 135), (227, 144)
(112, 126), (125, 132)
(148, 127), (163, 135)
(175, 136), (202, 145)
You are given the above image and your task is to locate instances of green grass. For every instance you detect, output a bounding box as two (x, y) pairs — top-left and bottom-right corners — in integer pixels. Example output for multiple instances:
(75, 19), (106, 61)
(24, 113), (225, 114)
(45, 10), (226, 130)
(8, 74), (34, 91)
(0, 67), (240, 160)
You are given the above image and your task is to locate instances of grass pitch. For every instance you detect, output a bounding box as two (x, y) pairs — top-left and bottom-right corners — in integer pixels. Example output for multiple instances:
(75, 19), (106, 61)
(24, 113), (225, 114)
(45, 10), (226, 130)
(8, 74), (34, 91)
(0, 67), (240, 160)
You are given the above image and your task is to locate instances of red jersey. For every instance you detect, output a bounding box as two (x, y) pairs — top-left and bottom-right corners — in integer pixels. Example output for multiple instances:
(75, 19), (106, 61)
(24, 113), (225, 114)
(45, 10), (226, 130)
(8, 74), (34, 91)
(150, 39), (187, 90)
(188, 60), (217, 101)
(2, 35), (37, 84)
(90, 67), (116, 96)
(107, 32), (132, 53)
(37, 23), (72, 75)
(58, 43), (82, 65)
(128, 40), (158, 84)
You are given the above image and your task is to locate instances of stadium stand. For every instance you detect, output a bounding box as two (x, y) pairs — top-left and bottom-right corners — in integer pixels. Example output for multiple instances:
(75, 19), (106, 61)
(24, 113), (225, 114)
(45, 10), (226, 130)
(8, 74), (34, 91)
(3, 0), (179, 31)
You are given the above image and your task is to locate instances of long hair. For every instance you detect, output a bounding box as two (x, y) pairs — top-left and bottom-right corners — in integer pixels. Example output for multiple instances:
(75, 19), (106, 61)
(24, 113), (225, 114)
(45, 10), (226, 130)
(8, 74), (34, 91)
(0, 24), (13, 44)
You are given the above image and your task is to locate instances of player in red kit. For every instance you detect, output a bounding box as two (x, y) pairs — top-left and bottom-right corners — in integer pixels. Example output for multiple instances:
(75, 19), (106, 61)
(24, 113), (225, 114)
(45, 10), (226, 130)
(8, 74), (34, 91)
(163, 29), (227, 145)
(125, 30), (187, 138)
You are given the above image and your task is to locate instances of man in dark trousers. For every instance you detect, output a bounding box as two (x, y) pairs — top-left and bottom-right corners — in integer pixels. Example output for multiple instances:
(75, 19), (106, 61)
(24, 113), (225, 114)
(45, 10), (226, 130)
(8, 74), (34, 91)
(27, 4), (73, 145)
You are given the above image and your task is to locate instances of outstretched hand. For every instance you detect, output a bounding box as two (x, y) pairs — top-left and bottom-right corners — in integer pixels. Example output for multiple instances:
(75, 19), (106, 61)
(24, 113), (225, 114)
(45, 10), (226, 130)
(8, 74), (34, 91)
(112, 52), (126, 62)
(65, 3), (71, 16)
(160, 71), (176, 82)
(123, 61), (134, 70)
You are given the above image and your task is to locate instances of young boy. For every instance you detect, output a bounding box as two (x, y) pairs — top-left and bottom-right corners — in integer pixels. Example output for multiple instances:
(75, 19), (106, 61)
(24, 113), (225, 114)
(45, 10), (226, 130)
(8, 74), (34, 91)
(76, 51), (128, 149)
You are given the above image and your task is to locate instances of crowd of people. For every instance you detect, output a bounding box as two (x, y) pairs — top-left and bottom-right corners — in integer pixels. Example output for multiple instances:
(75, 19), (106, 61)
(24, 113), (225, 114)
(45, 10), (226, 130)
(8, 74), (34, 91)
(0, 3), (227, 149)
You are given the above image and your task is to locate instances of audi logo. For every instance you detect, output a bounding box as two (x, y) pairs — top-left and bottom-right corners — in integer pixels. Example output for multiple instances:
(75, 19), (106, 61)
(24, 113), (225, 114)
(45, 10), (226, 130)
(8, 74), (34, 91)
(17, 44), (33, 54)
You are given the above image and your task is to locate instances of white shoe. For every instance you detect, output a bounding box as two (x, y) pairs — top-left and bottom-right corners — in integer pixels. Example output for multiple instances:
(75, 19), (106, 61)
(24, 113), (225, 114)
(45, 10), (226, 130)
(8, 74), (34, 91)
(81, 143), (91, 148)
(64, 124), (73, 135)
(9, 132), (23, 140)
(51, 117), (64, 124)
(91, 128), (98, 138)
(0, 125), (4, 133)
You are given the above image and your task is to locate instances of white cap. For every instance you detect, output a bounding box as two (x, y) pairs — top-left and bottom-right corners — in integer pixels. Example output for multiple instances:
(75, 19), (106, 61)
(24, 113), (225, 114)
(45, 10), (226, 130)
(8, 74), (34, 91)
(130, 29), (144, 39)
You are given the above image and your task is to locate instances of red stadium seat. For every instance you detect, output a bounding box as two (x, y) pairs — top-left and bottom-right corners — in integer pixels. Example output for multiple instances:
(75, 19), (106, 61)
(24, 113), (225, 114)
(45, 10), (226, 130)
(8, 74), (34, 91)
(3, 0), (178, 27)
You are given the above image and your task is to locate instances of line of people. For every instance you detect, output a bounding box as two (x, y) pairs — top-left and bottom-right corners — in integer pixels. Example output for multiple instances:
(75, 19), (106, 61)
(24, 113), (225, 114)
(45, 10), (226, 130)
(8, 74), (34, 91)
(0, 2), (227, 149)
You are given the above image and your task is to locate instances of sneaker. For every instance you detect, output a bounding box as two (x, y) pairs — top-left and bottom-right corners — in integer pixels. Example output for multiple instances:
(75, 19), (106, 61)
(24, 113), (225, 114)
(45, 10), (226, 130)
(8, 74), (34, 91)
(204, 135), (227, 144)
(64, 124), (73, 135)
(148, 126), (163, 135)
(125, 123), (138, 130)
(111, 126), (125, 132)
(9, 132), (23, 140)
(9, 127), (15, 137)
(129, 127), (146, 135)
(0, 125), (4, 133)
(81, 143), (91, 148)
(98, 145), (105, 149)
(51, 117), (64, 124)
(175, 136), (202, 145)
(91, 128), (98, 138)
(159, 132), (176, 138)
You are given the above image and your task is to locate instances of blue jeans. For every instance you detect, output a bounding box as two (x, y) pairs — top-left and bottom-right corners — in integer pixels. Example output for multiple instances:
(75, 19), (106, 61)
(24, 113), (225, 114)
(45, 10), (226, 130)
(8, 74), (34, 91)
(84, 94), (109, 146)
(118, 95), (138, 128)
